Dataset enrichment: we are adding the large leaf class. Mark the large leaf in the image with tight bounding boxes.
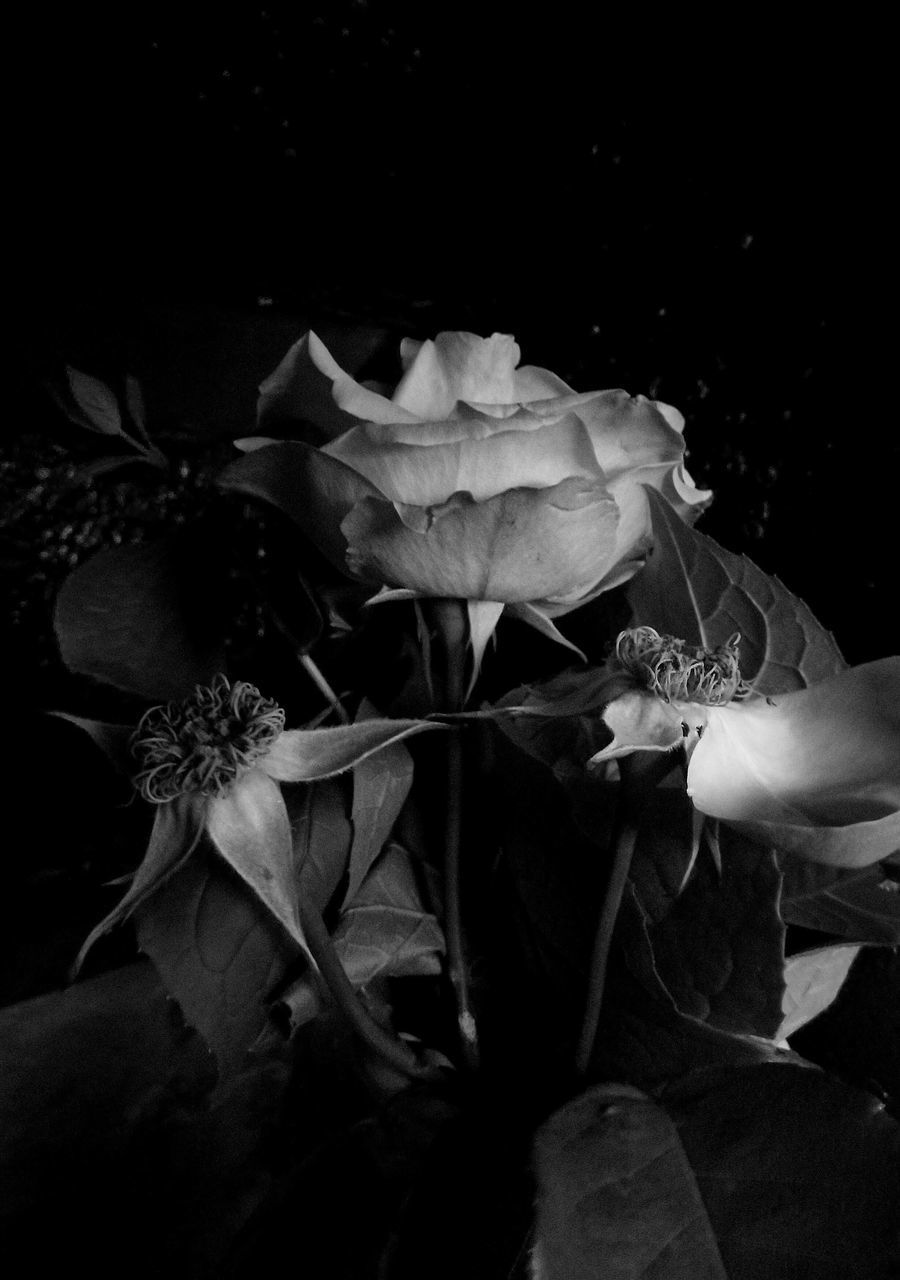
[532,1083,728,1279]
[628,488,845,695]
[591,884,788,1089]
[777,944,861,1040]
[136,849,298,1078]
[54,535,227,701]
[282,841,445,1028]
[778,856,900,943]
[0,963,213,1230]
[666,1065,900,1279]
[333,842,444,982]
[344,701,415,908]
[289,777,354,915]
[642,827,786,1039]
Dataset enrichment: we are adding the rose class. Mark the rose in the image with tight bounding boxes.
[225,330,711,659]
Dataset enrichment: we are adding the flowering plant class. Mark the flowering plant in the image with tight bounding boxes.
[9,330,899,1277]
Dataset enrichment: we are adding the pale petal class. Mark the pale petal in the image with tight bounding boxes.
[504,602,588,660]
[323,413,603,506]
[589,690,689,763]
[206,769,313,964]
[466,600,506,696]
[731,809,900,869]
[392,332,521,417]
[577,390,687,475]
[342,478,620,602]
[258,331,417,439]
[687,659,900,827]
[74,793,207,970]
[513,364,576,400]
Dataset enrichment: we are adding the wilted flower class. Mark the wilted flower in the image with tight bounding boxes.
[75,676,443,967]
[590,628,900,867]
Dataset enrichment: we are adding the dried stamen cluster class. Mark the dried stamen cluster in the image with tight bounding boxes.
[613,626,750,706]
[131,674,285,802]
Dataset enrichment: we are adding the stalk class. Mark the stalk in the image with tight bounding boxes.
[431,599,480,1072]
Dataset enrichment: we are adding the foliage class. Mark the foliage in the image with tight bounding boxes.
[5,335,899,1278]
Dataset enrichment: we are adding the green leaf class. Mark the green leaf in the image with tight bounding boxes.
[54,535,227,701]
[666,1065,900,1279]
[217,439,382,574]
[344,701,415,908]
[61,366,123,435]
[334,842,444,983]
[628,488,846,695]
[136,849,298,1078]
[0,962,214,1227]
[532,1084,728,1279]
[641,827,786,1039]
[778,944,861,1040]
[778,856,900,943]
[281,842,445,1029]
[290,778,354,915]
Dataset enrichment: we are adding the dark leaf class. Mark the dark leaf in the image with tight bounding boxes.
[136,849,298,1078]
[60,366,123,435]
[642,826,786,1039]
[289,777,354,914]
[532,1084,728,1279]
[778,856,900,944]
[344,701,415,907]
[0,962,213,1233]
[54,534,227,701]
[282,842,444,1028]
[629,488,846,694]
[778,944,861,1040]
[666,1065,900,1279]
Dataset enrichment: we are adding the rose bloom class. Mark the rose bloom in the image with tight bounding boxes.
[227,330,711,661]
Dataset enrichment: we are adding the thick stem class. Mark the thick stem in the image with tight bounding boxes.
[574,809,640,1078]
[300,898,433,1082]
[431,599,480,1072]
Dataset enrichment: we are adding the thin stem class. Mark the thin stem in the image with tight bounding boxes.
[431,599,480,1073]
[300,898,435,1082]
[575,809,640,1078]
[299,652,350,724]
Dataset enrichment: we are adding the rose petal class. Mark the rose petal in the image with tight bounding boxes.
[342,478,620,602]
[258,330,417,439]
[392,332,521,417]
[589,690,690,763]
[731,809,900,869]
[323,413,603,505]
[206,768,313,964]
[576,390,692,476]
[687,659,900,827]
[218,440,385,572]
[513,364,577,400]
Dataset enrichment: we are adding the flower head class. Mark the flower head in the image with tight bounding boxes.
[591,629,900,867]
[132,675,286,802]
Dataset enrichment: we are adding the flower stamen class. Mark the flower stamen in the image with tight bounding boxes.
[131,674,285,802]
[613,626,750,705]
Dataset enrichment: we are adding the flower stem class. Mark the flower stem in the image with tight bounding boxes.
[574,809,640,1078]
[431,599,480,1073]
[299,652,350,724]
[299,897,434,1082]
